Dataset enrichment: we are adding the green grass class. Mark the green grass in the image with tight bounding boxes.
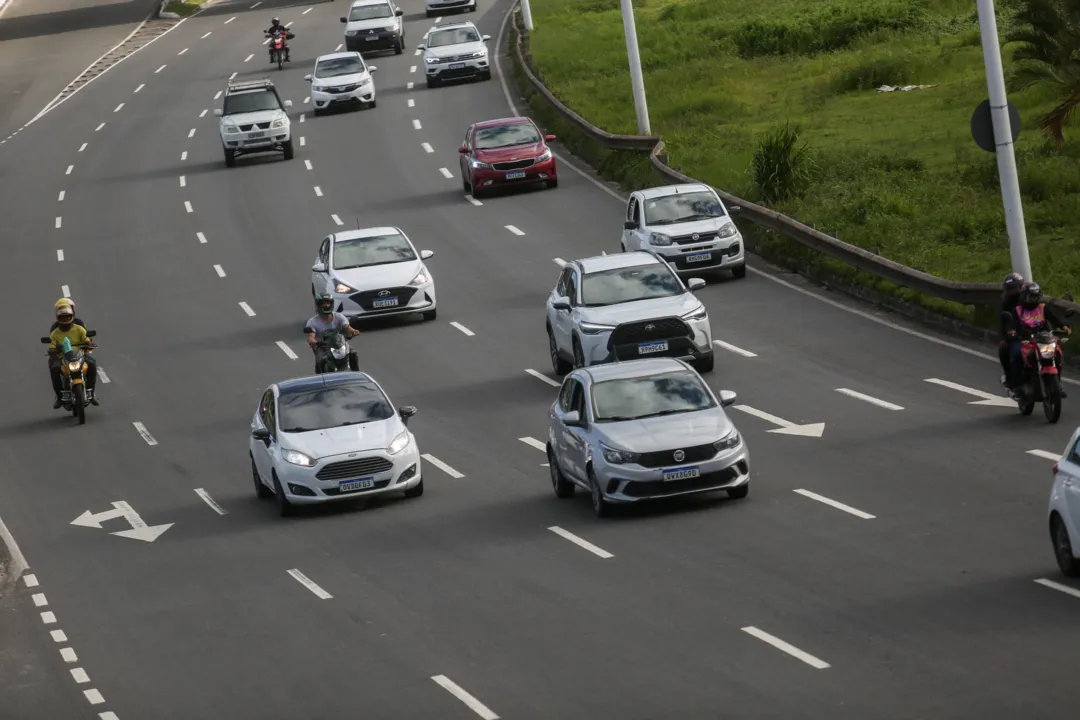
[163,0,207,17]
[525,0,1080,312]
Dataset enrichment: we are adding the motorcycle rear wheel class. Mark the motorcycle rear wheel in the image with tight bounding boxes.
[1043,375,1062,423]
[74,385,86,425]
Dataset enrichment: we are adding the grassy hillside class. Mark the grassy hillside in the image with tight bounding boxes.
[526,0,1080,303]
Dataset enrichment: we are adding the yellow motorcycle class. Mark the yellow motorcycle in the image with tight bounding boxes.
[41,332,96,425]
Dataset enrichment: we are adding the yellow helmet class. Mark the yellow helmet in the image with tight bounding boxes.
[55,297,75,312]
[55,298,75,324]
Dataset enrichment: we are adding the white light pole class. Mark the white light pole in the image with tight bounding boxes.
[519,0,533,31]
[619,0,651,135]
[976,0,1032,281]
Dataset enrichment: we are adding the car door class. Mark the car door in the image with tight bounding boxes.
[312,236,331,293]
[551,267,577,355]
[459,126,474,180]
[561,380,590,482]
[550,377,577,474]
[251,389,277,484]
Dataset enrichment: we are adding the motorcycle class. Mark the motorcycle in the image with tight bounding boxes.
[40,331,97,425]
[265,30,294,70]
[1014,327,1068,423]
[308,328,359,374]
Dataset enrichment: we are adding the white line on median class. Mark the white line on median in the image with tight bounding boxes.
[184,200,193,213]
[60,647,77,662]
[742,626,830,669]
[313,185,323,196]
[525,369,560,387]
[188,127,196,138]
[239,302,255,317]
[331,214,343,226]
[66,164,73,175]
[178,47,188,56]
[94,123,104,132]
[58,190,65,201]
[439,167,453,179]
[450,321,474,336]
[113,103,124,112]
[196,231,207,243]
[132,422,157,446]
[548,526,614,559]
[408,98,415,107]
[505,225,525,236]
[179,175,186,187]
[422,454,465,479]
[57,249,64,261]
[465,194,482,206]
[518,436,546,451]
[713,339,756,357]
[288,569,333,599]
[276,341,298,360]
[78,142,87,152]
[304,159,313,170]
[431,675,500,720]
[422,142,433,153]
[793,489,875,519]
[412,119,422,129]
[62,285,70,297]
[214,264,225,277]
[55,216,62,229]
[835,388,904,411]
[195,489,227,515]
[1027,449,1060,461]
[71,668,90,683]
[32,593,47,607]
[1034,578,1080,600]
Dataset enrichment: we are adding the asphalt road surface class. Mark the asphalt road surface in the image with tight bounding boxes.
[2,0,1080,718]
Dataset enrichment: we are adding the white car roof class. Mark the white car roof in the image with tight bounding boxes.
[639,183,713,200]
[583,357,691,382]
[316,51,363,63]
[332,227,404,242]
[575,251,661,274]
[350,0,391,6]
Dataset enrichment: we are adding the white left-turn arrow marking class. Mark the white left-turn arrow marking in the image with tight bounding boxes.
[732,405,825,437]
[70,501,173,542]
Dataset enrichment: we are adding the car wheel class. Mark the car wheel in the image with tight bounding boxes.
[404,477,424,498]
[1052,514,1080,576]
[426,76,439,89]
[282,139,295,160]
[548,326,571,376]
[547,178,558,189]
[694,354,715,373]
[369,98,377,109]
[573,338,586,369]
[395,39,403,55]
[481,70,492,81]
[731,263,747,279]
[548,447,575,499]
[588,468,611,517]
[224,149,236,167]
[252,458,273,499]
[272,474,295,517]
[727,482,749,500]
[426,9,433,17]
[422,308,437,321]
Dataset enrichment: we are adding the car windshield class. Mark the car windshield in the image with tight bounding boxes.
[643,191,725,226]
[348,4,391,20]
[279,382,395,432]
[332,233,416,269]
[316,56,365,78]
[474,123,541,149]
[591,370,716,422]
[223,89,281,115]
[428,27,479,47]
[580,265,683,307]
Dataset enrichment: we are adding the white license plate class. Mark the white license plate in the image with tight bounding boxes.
[448,62,465,69]
[663,466,700,481]
[505,171,526,180]
[638,340,669,354]
[340,477,375,492]
[686,252,712,263]
[372,298,399,308]
[248,131,266,138]
[365,35,380,41]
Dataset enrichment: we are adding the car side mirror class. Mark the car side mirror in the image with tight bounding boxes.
[482,34,491,41]
[40,337,50,344]
[213,109,222,117]
[304,74,312,82]
[340,17,347,23]
[395,8,403,15]
[252,427,271,441]
[312,261,327,273]
[284,100,293,108]
[563,410,583,427]
[545,134,556,141]
[417,43,426,50]
[688,278,706,291]
[552,297,572,311]
[458,144,469,154]
[728,205,742,215]
[623,220,637,230]
[368,66,377,73]
[420,250,434,260]
[719,390,737,408]
[85,330,97,338]
[399,406,417,424]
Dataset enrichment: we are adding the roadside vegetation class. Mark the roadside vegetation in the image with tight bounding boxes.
[162,0,207,17]
[524,0,1080,317]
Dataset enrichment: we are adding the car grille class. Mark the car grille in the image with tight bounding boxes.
[238,122,271,131]
[492,158,536,171]
[349,286,418,311]
[440,53,476,63]
[672,231,719,245]
[316,457,394,481]
[637,442,718,469]
[621,462,746,498]
[326,84,360,94]
[323,479,392,495]
[609,318,690,346]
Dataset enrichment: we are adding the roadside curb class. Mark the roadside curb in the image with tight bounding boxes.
[0,515,28,596]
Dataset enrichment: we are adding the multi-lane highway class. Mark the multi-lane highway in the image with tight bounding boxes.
[2,0,1080,717]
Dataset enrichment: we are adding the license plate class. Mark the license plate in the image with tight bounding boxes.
[505,171,526,180]
[365,35,380,41]
[686,252,712,263]
[339,477,375,492]
[372,298,399,308]
[448,62,465,69]
[248,131,266,138]
[638,340,668,355]
[663,466,700,481]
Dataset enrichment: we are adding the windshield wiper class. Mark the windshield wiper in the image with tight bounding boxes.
[632,408,693,420]
[599,415,636,421]
[338,420,373,426]
[282,426,313,432]
[675,213,722,222]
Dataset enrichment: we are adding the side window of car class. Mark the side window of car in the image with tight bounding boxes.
[631,197,641,225]
[566,271,578,306]
[570,382,585,415]
[626,196,636,223]
[558,378,576,412]
[555,268,570,297]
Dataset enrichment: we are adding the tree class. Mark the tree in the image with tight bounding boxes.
[1004,0,1080,143]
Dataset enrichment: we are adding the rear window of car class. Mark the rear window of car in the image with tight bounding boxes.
[279,383,394,432]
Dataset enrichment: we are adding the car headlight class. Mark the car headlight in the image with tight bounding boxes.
[271,118,287,129]
[68,361,82,372]
[536,149,552,162]
[601,444,640,465]
[359,76,372,86]
[408,269,429,286]
[425,56,441,64]
[713,430,740,452]
[650,232,673,246]
[578,321,615,335]
[474,48,487,57]
[333,280,356,293]
[1039,343,1057,358]
[282,449,316,467]
[470,159,493,170]
[717,223,738,239]
[223,124,240,134]
[387,430,411,455]
[346,30,360,36]
[681,305,708,321]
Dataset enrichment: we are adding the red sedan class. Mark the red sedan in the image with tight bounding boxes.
[458,117,558,198]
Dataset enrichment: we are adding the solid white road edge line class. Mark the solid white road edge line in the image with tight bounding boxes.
[422,454,465,479]
[287,569,333,599]
[835,388,904,411]
[518,436,546,451]
[450,321,475,336]
[194,489,227,515]
[276,341,298,360]
[1027,449,1060,461]
[548,526,614,559]
[132,422,158,446]
[741,626,830,669]
[525,369,560,387]
[1034,578,1080,600]
[431,675,500,720]
[505,224,525,236]
[239,302,256,316]
[712,339,756,358]
[793,489,875,519]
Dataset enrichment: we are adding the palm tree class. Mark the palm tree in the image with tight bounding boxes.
[1004,0,1080,143]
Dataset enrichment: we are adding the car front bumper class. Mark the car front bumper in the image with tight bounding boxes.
[594,443,750,503]
[470,156,556,190]
[276,443,422,505]
[345,31,401,52]
[332,281,436,320]
[579,316,713,366]
[222,130,290,153]
[312,85,375,110]
[426,58,489,81]
[650,233,745,273]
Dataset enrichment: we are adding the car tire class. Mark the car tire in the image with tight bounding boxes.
[731,263,747,279]
[1052,514,1080,576]
[588,468,611,518]
[252,458,273,499]
[426,9,433,17]
[694,354,715,373]
[481,70,492,81]
[404,477,424,498]
[547,178,558,189]
[272,474,295,517]
[426,76,439,89]
[422,308,437,321]
[395,39,403,55]
[224,149,236,167]
[282,139,295,160]
[727,482,749,499]
[549,447,575,499]
[369,98,377,109]
[572,337,586,369]
[548,326,571,376]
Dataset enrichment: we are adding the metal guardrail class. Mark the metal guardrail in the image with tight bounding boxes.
[509,9,1080,317]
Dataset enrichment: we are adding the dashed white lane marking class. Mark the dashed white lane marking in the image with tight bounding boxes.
[195,488,227,515]
[51,629,66,641]
[410,65,417,73]
[199,109,207,118]
[288,569,333,599]
[155,64,167,73]
[412,119,422,129]
[60,648,77,662]
[23,574,39,588]
[505,225,525,236]
[32,593,47,607]
[431,675,499,720]
[302,7,312,14]
[62,285,70,297]
[300,136,306,146]
[304,159,313,170]
[300,113,305,123]
[135,82,146,92]
[313,185,323,196]
[450,321,474,336]
[94,123,104,132]
[188,127,196,138]
[65,165,73,175]
[434,15,443,23]
[214,90,222,100]
[835,388,904,411]
[239,301,256,317]
[414,48,421,56]
[793,489,875,519]
[99,711,119,720]
[525,369,560,387]
[71,668,90,684]
[178,47,188,56]
[285,21,294,27]
[41,611,57,624]
[197,231,207,243]
[422,142,433,153]
[1028,449,1060,461]
[518,436,546,451]
[132,422,158,446]
[335,43,343,52]
[331,214,343,226]
[548,526,614,559]
[84,689,105,705]
[213,264,226,277]
[741,626,830,669]
[244,53,254,62]
[57,249,64,262]
[408,98,415,107]
[113,103,123,112]
[201,31,212,39]
[179,175,186,187]
[712,339,756,358]
[229,71,237,80]
[407,81,414,89]
[303,96,310,104]
[422,454,465,479]
[1035,578,1080,600]
[97,369,110,384]
[276,341,298,360]
[55,216,62,229]
[184,200,193,213]
[439,167,453,179]
[225,16,236,23]
[58,190,65,201]
[181,150,188,161]
[78,142,87,152]
[465,194,482,206]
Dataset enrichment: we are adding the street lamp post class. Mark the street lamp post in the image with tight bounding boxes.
[519,0,533,31]
[619,0,651,135]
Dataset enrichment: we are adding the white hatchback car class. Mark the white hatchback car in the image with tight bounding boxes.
[311,227,437,322]
[250,373,422,516]
[305,52,377,114]
[1047,427,1080,576]
[419,21,491,88]
[621,183,746,279]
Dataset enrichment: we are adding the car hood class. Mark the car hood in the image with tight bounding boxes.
[598,409,733,454]
[647,216,738,238]
[283,418,403,458]
[222,109,285,126]
[312,71,370,89]
[345,18,398,33]
[425,42,484,59]
[331,259,423,290]
[577,293,702,326]
[475,142,546,163]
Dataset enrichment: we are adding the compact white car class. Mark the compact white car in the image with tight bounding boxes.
[305,52,378,114]
[341,0,405,55]
[250,373,423,516]
[621,183,746,279]
[419,21,491,88]
[214,79,293,167]
[311,227,437,322]
[425,0,476,17]
[546,251,715,374]
[1048,427,1080,576]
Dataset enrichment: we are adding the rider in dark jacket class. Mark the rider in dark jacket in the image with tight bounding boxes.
[1005,282,1070,396]
[998,272,1025,387]
[266,18,292,62]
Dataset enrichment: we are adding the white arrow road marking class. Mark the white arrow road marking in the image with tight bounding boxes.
[835,388,904,411]
[431,675,500,720]
[1035,578,1080,600]
[741,626,830,669]
[793,489,875,519]
[525,369,560,387]
[732,405,825,437]
[71,506,126,528]
[422,454,464,478]
[71,501,172,541]
[713,339,756,358]
[518,436,546,451]
[924,378,1014,407]
[548,526,614,559]
[1027,449,1060,461]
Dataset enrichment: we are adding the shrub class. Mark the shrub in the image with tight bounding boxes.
[751,122,815,204]
[833,54,923,92]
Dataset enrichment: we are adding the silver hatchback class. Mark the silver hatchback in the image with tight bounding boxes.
[546,357,750,517]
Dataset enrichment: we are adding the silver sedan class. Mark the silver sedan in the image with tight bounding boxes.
[546,357,749,517]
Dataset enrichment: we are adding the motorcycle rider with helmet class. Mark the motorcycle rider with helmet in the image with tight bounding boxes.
[998,272,1025,389]
[50,297,86,332]
[304,289,359,373]
[1005,282,1070,398]
[48,301,99,408]
[265,17,293,62]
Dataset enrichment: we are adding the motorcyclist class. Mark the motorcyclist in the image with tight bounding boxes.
[50,297,86,332]
[304,290,359,373]
[266,18,292,63]
[1006,282,1070,397]
[998,272,1025,389]
[48,302,99,408]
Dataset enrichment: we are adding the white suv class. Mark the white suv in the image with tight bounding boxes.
[621,183,746,279]
[546,252,715,374]
[340,0,405,55]
[1048,427,1080,576]
[419,21,491,88]
[214,79,293,168]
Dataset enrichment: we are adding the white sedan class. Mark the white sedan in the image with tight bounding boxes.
[311,226,437,322]
[305,51,378,114]
[1048,427,1080,576]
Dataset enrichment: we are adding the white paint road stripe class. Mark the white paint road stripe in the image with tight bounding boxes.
[155,64,166,73]
[422,454,464,479]
[465,194,482,206]
[84,689,105,705]
[331,214,343,226]
[201,31,212,39]
[408,98,415,107]
[62,285,70,297]
[300,136,306,146]
[50,630,67,642]
[97,368,110,384]
[303,7,312,14]
[335,43,343,52]
[244,53,254,62]
[60,648,77,662]
[184,200,193,213]
[58,190,65,201]
[276,341,298,359]
[742,626,830,669]
[313,185,323,196]
[450,321,474,336]
[548,526,614,559]
[304,159,313,170]
[24,574,39,588]
[422,142,433,153]
[196,231,207,243]
[712,339,756,358]
[134,83,145,92]
[239,302,255,316]
[178,47,188,56]
[299,113,305,122]
[303,96,309,104]
[793,489,875,519]
[835,388,904,411]
[199,109,207,117]
[214,264,225,277]
[55,216,62,229]
[181,150,188,161]
[132,422,157,446]
[431,675,500,720]
[439,167,453,179]
[412,119,422,129]
[188,127,196,138]
[525,369,560,387]
[99,712,119,720]
[179,175,186,187]
[505,225,525,236]
[214,90,222,100]
[41,611,57,624]
[553,257,566,267]
[1028,449,1060,461]
[407,81,414,89]
[71,668,90,684]
[195,488,227,515]
[1035,578,1080,600]
[924,377,1014,407]
[288,569,333,599]
[32,593,47,607]
[66,164,73,175]
[225,16,236,23]
[57,250,64,261]
[415,48,421,56]
[94,123,104,132]
[78,142,87,152]
[113,103,124,112]
[410,65,417,73]
[518,436,546,451]
[229,71,237,80]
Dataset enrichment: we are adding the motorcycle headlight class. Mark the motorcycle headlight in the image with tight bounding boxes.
[578,321,615,335]
[223,124,240,134]
[270,118,287,129]
[650,232,673,246]
[1039,343,1056,358]
[282,449,316,467]
[601,444,640,465]
[331,345,348,360]
[334,280,356,293]
[681,305,708,321]
[387,430,410,455]
[68,361,82,372]
[713,430,740,452]
[408,269,429,286]
[717,223,738,238]
[470,159,493,170]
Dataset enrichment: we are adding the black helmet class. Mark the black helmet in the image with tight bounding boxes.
[1002,272,1025,294]
[315,291,334,315]
[271,16,280,24]
[1022,282,1042,307]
